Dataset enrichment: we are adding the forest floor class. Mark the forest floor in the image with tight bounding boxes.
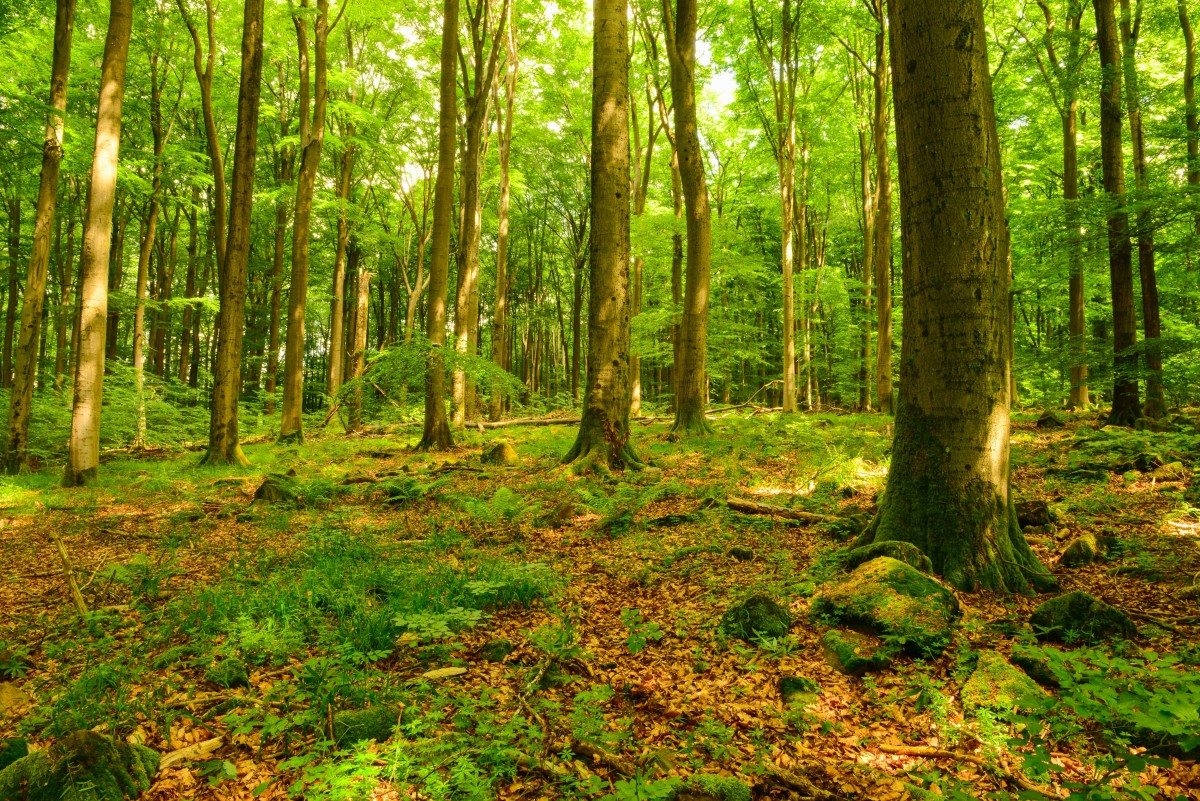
[1,410,1199,801]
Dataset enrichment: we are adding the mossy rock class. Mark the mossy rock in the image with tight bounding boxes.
[672,773,752,801]
[1036,410,1065,429]
[725,546,755,562]
[0,730,158,801]
[1010,650,1059,687]
[961,651,1048,712]
[481,442,521,466]
[777,675,819,704]
[719,595,791,644]
[204,656,249,688]
[811,557,959,658]
[254,474,298,503]
[1030,591,1137,644]
[332,706,402,746]
[1058,533,1102,567]
[0,740,26,772]
[1015,500,1053,529]
[479,639,515,662]
[1152,461,1187,482]
[843,541,933,574]
[821,630,894,676]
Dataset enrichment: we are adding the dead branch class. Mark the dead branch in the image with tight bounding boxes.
[874,744,1047,794]
[51,533,88,615]
[760,762,838,800]
[726,497,831,524]
[157,736,224,772]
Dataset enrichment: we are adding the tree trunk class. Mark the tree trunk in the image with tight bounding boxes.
[4,200,20,389]
[867,0,1052,594]
[491,26,517,421]
[5,0,75,471]
[179,189,197,384]
[64,0,132,487]
[348,268,370,431]
[327,43,357,401]
[203,0,265,465]
[1094,0,1140,427]
[419,0,458,450]
[563,0,640,472]
[872,9,893,415]
[665,0,712,434]
[1182,1,1199,236]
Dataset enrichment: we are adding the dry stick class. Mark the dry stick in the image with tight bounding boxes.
[760,762,839,800]
[569,740,639,778]
[726,496,832,524]
[874,744,1047,795]
[157,736,224,773]
[51,533,89,615]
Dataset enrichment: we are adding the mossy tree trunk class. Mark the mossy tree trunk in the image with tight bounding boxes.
[868,0,1053,594]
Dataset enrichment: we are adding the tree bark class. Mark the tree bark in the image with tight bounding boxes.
[3,0,75,471]
[871,5,893,415]
[491,24,518,421]
[867,0,1053,594]
[327,31,358,401]
[1182,1,1199,237]
[203,0,265,465]
[348,268,370,431]
[64,0,132,487]
[3,200,20,390]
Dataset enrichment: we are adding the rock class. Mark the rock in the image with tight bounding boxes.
[1015,500,1053,529]
[1030,591,1137,644]
[811,557,960,658]
[843,541,933,574]
[0,683,31,714]
[961,651,1048,711]
[1058,533,1101,567]
[821,630,894,676]
[719,595,791,644]
[777,675,819,704]
[672,773,752,801]
[1036,410,1065,429]
[1010,650,1059,687]
[254,474,298,503]
[0,739,27,772]
[479,639,514,662]
[1152,461,1187,482]
[0,730,158,801]
[332,706,401,746]
[481,442,521,467]
[539,501,578,528]
[725,546,755,562]
[204,657,249,688]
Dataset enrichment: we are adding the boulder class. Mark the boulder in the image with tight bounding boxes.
[961,651,1047,712]
[811,557,959,658]
[725,546,755,562]
[843,541,933,574]
[254,474,298,503]
[0,730,158,801]
[0,739,26,772]
[1030,591,1136,644]
[1058,533,1101,567]
[204,657,249,689]
[481,442,521,467]
[719,595,791,644]
[333,706,401,746]
[1151,461,1187,482]
[821,630,894,676]
[672,774,751,801]
[1015,500,1053,529]
[1036,410,1065,429]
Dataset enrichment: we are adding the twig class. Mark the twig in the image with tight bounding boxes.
[157,736,224,772]
[51,533,89,615]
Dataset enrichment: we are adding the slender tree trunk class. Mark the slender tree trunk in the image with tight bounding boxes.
[1182,1,1199,236]
[179,190,197,384]
[64,0,132,487]
[419,0,458,450]
[1095,0,1140,426]
[1064,103,1089,407]
[491,28,517,421]
[348,268,370,431]
[204,0,265,465]
[857,128,874,413]
[53,187,77,394]
[867,0,1052,594]
[4,201,20,389]
[872,11,894,415]
[327,72,356,400]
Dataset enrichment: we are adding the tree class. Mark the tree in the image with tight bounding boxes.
[562,0,642,471]
[63,0,134,487]
[863,0,1053,593]
[203,0,266,465]
[4,0,75,473]
[869,0,893,416]
[663,0,713,434]
[491,21,518,421]
[418,0,459,451]
[1183,0,1198,237]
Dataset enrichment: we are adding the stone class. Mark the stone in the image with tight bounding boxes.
[719,595,791,644]
[0,739,27,772]
[481,442,521,467]
[1015,500,1053,529]
[1036,410,1065,429]
[0,730,158,801]
[254,474,298,503]
[1152,461,1187,482]
[822,630,894,676]
[540,501,578,528]
[332,706,400,746]
[204,657,249,689]
[1010,650,1059,687]
[672,773,752,801]
[777,675,819,704]
[725,546,755,562]
[1030,591,1137,644]
[479,639,515,662]
[843,541,933,574]
[961,651,1048,711]
[0,683,31,715]
[1058,533,1102,567]
[811,557,960,658]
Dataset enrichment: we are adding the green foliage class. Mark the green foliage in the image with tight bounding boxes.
[620,608,665,654]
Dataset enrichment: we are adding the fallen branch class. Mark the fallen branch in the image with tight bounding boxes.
[570,740,638,778]
[760,762,838,800]
[51,533,89,615]
[874,744,1047,795]
[158,736,224,773]
[478,416,581,430]
[726,497,831,524]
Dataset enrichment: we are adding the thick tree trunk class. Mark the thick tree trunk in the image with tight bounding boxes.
[419,0,458,450]
[203,0,265,466]
[1095,0,1140,427]
[563,0,640,472]
[4,0,75,469]
[64,0,132,487]
[868,0,1053,594]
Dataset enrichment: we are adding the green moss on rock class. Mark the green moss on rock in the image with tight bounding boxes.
[1058,533,1101,567]
[961,651,1047,712]
[672,773,752,801]
[205,657,249,688]
[777,675,820,704]
[0,740,26,772]
[481,442,521,466]
[0,730,158,801]
[333,706,402,746]
[821,630,894,676]
[811,557,959,658]
[843,541,933,574]
[719,595,791,644]
[1030,591,1137,644]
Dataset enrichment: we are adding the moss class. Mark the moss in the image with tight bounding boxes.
[811,557,959,658]
[672,773,751,801]
[479,639,515,662]
[777,675,819,704]
[1057,533,1101,567]
[481,442,521,466]
[332,706,401,746]
[719,595,791,644]
[0,730,158,801]
[0,739,26,772]
[821,630,894,676]
[961,651,1047,712]
[1030,591,1137,644]
[725,546,755,562]
[843,541,933,574]
[204,656,249,688]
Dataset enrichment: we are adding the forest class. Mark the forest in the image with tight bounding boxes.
[0,0,1199,798]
